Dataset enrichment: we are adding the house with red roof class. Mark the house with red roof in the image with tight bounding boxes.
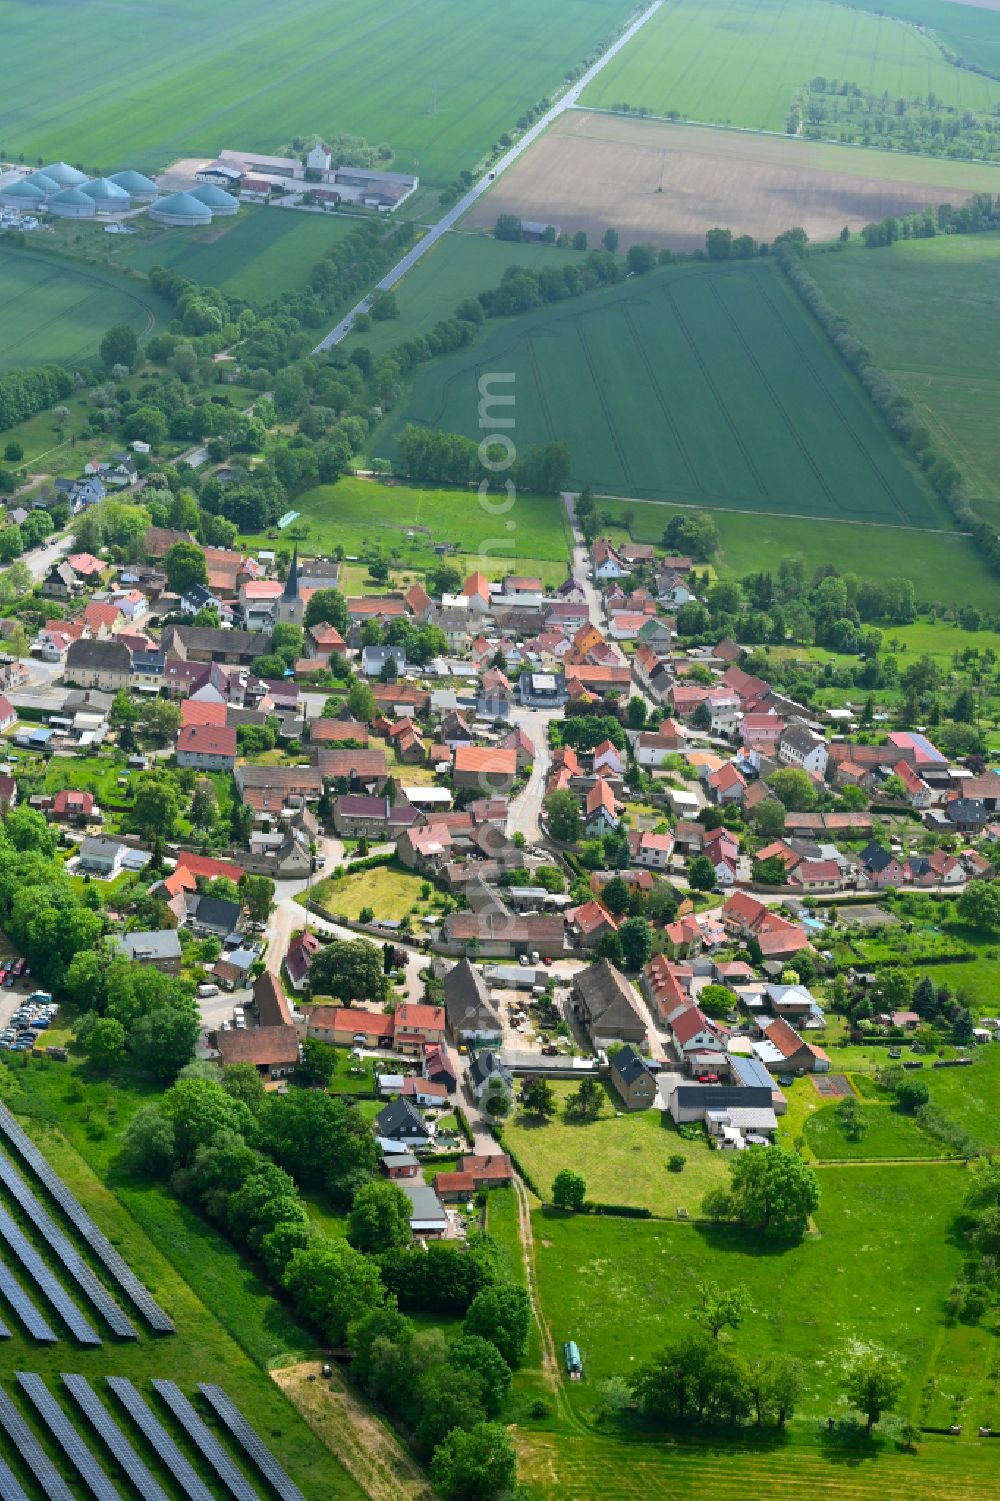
[628,830,674,871]
[568,899,618,947]
[67,553,105,578]
[0,694,15,734]
[394,1002,446,1054]
[82,600,123,637]
[593,739,624,776]
[305,1007,395,1048]
[435,1153,513,1201]
[180,699,228,729]
[585,777,620,834]
[758,1018,830,1074]
[708,761,746,805]
[176,851,245,885]
[461,572,491,611]
[285,929,321,990]
[176,722,237,771]
[51,788,97,825]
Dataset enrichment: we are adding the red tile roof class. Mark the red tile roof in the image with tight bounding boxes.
[178,723,237,758]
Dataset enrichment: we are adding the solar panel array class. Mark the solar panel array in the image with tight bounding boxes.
[0,1102,174,1333]
[0,1149,137,1339]
[0,1205,100,1345]
[0,1451,28,1501]
[0,1258,57,1342]
[16,1372,122,1501]
[198,1385,307,1501]
[0,1384,74,1501]
[153,1380,261,1501]
[63,1375,171,1501]
[106,1378,215,1501]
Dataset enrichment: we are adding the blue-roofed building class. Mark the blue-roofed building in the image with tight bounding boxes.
[14,726,54,752]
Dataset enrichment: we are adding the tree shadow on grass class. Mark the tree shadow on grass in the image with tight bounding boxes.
[815,1417,892,1467]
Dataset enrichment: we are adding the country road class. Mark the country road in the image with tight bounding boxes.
[312,0,663,351]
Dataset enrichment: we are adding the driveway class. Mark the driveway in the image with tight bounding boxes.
[506,705,557,844]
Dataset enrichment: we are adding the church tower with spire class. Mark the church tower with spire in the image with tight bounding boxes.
[276,545,305,627]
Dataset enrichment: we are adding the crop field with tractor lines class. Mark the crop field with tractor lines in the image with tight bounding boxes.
[382,257,941,523]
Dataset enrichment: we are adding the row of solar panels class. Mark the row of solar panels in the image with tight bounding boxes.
[0,1102,173,1333]
[0,1374,306,1501]
[0,1146,137,1338]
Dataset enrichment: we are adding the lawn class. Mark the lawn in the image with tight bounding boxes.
[102,205,359,304]
[824,1041,1000,1153]
[596,499,1000,608]
[530,1163,971,1422]
[804,1099,948,1160]
[378,258,943,525]
[0,244,172,372]
[503,1080,728,1215]
[810,234,1000,521]
[0,0,636,185]
[581,0,1000,132]
[240,474,573,584]
[312,864,432,924]
[0,1057,362,1498]
[341,232,584,356]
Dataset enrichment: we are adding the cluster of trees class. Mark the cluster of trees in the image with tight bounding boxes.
[789,78,1000,163]
[861,194,1000,247]
[702,1146,820,1242]
[631,1330,802,1430]
[0,362,74,434]
[949,1159,1000,1322]
[777,241,1000,577]
[124,1067,521,1498]
[397,424,571,493]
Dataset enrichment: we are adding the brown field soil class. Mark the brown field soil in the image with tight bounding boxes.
[466,112,1000,250]
[272,1360,432,1501]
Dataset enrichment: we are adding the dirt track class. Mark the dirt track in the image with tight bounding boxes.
[465,111,1000,249]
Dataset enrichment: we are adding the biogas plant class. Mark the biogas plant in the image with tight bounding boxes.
[0,160,238,225]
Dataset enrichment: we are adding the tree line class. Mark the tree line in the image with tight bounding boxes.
[397,424,571,493]
[123,1068,523,1499]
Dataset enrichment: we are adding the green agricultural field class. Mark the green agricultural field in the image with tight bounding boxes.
[342,232,583,355]
[381,258,942,525]
[531,1164,975,1424]
[0,1062,362,1498]
[850,0,1000,80]
[503,1080,728,1215]
[804,1099,948,1159]
[581,0,1000,132]
[0,246,171,372]
[241,475,572,583]
[0,0,635,185]
[597,498,1000,607]
[101,205,358,304]
[810,234,1000,521]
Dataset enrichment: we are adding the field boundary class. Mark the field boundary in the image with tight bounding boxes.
[572,104,1000,174]
[592,489,961,532]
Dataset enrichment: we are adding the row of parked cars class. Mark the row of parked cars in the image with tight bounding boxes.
[0,956,29,989]
[1,991,57,1051]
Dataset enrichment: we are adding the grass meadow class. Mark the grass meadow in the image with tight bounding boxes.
[581,0,1000,131]
[530,1165,971,1419]
[382,258,941,523]
[0,246,171,371]
[103,205,359,304]
[503,1079,728,1215]
[0,1058,362,1498]
[240,475,573,583]
[312,863,430,923]
[596,499,1000,607]
[0,0,635,184]
[803,1099,948,1160]
[810,234,1000,521]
